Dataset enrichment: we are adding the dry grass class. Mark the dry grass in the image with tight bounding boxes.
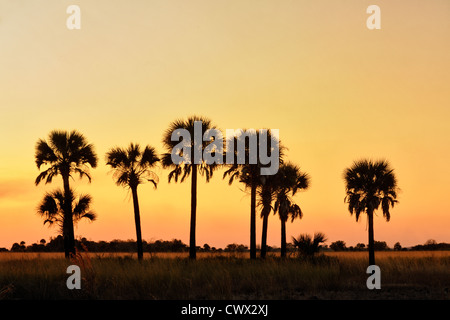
[0,251,448,300]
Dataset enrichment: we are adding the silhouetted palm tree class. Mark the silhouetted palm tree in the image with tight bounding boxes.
[38,188,96,234]
[105,143,160,261]
[224,129,282,259]
[343,159,398,265]
[162,115,220,259]
[256,131,284,259]
[35,130,98,258]
[273,163,310,258]
[292,232,327,257]
[257,175,276,259]
[223,130,263,260]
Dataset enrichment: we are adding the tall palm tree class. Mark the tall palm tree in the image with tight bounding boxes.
[256,131,284,259]
[223,129,282,259]
[343,159,399,265]
[35,130,98,258]
[162,115,220,259]
[257,175,276,259]
[38,188,96,234]
[105,143,160,261]
[273,163,310,258]
[223,131,262,260]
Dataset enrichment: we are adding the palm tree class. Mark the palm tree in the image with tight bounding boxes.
[292,232,327,257]
[257,175,277,259]
[255,131,284,259]
[38,188,96,235]
[105,143,160,261]
[35,130,98,258]
[343,159,399,265]
[273,163,310,258]
[223,131,263,260]
[161,115,220,259]
[223,129,282,259]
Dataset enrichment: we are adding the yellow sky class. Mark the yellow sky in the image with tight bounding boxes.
[0,1,449,249]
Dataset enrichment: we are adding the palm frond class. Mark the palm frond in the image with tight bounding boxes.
[344,159,399,222]
[35,130,98,187]
[106,143,160,189]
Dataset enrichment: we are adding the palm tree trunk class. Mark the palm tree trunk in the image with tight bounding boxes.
[190,164,197,259]
[131,186,143,261]
[62,174,75,259]
[250,180,257,259]
[280,219,287,258]
[367,208,375,265]
[260,209,269,259]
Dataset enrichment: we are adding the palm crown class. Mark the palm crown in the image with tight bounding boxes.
[344,159,398,222]
[273,162,310,223]
[161,115,220,182]
[35,130,98,186]
[38,189,96,233]
[106,143,159,190]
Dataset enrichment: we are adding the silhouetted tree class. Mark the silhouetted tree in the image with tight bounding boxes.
[161,115,220,259]
[344,159,399,265]
[292,232,327,257]
[37,188,96,239]
[273,163,310,258]
[252,131,283,259]
[106,143,160,261]
[35,130,98,258]
[330,240,347,251]
[11,243,22,252]
[374,241,389,251]
[222,130,271,259]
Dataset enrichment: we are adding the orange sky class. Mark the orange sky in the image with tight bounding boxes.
[0,1,449,249]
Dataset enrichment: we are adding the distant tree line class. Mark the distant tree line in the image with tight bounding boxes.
[2,237,448,253]
[410,239,450,251]
[1,237,265,253]
[325,239,450,251]
[3,237,188,253]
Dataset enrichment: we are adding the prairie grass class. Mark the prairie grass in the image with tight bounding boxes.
[0,251,448,300]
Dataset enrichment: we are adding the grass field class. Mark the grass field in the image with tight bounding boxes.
[0,251,449,300]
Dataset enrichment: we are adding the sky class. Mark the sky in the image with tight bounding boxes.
[0,0,449,250]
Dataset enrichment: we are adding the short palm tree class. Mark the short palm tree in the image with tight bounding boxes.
[343,159,399,265]
[35,130,98,258]
[105,143,160,261]
[292,232,327,257]
[161,115,220,259]
[273,163,310,258]
[38,188,96,234]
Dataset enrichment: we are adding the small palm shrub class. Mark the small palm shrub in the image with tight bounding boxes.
[292,232,327,257]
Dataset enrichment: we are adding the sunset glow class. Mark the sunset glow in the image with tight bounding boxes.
[1,0,449,250]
